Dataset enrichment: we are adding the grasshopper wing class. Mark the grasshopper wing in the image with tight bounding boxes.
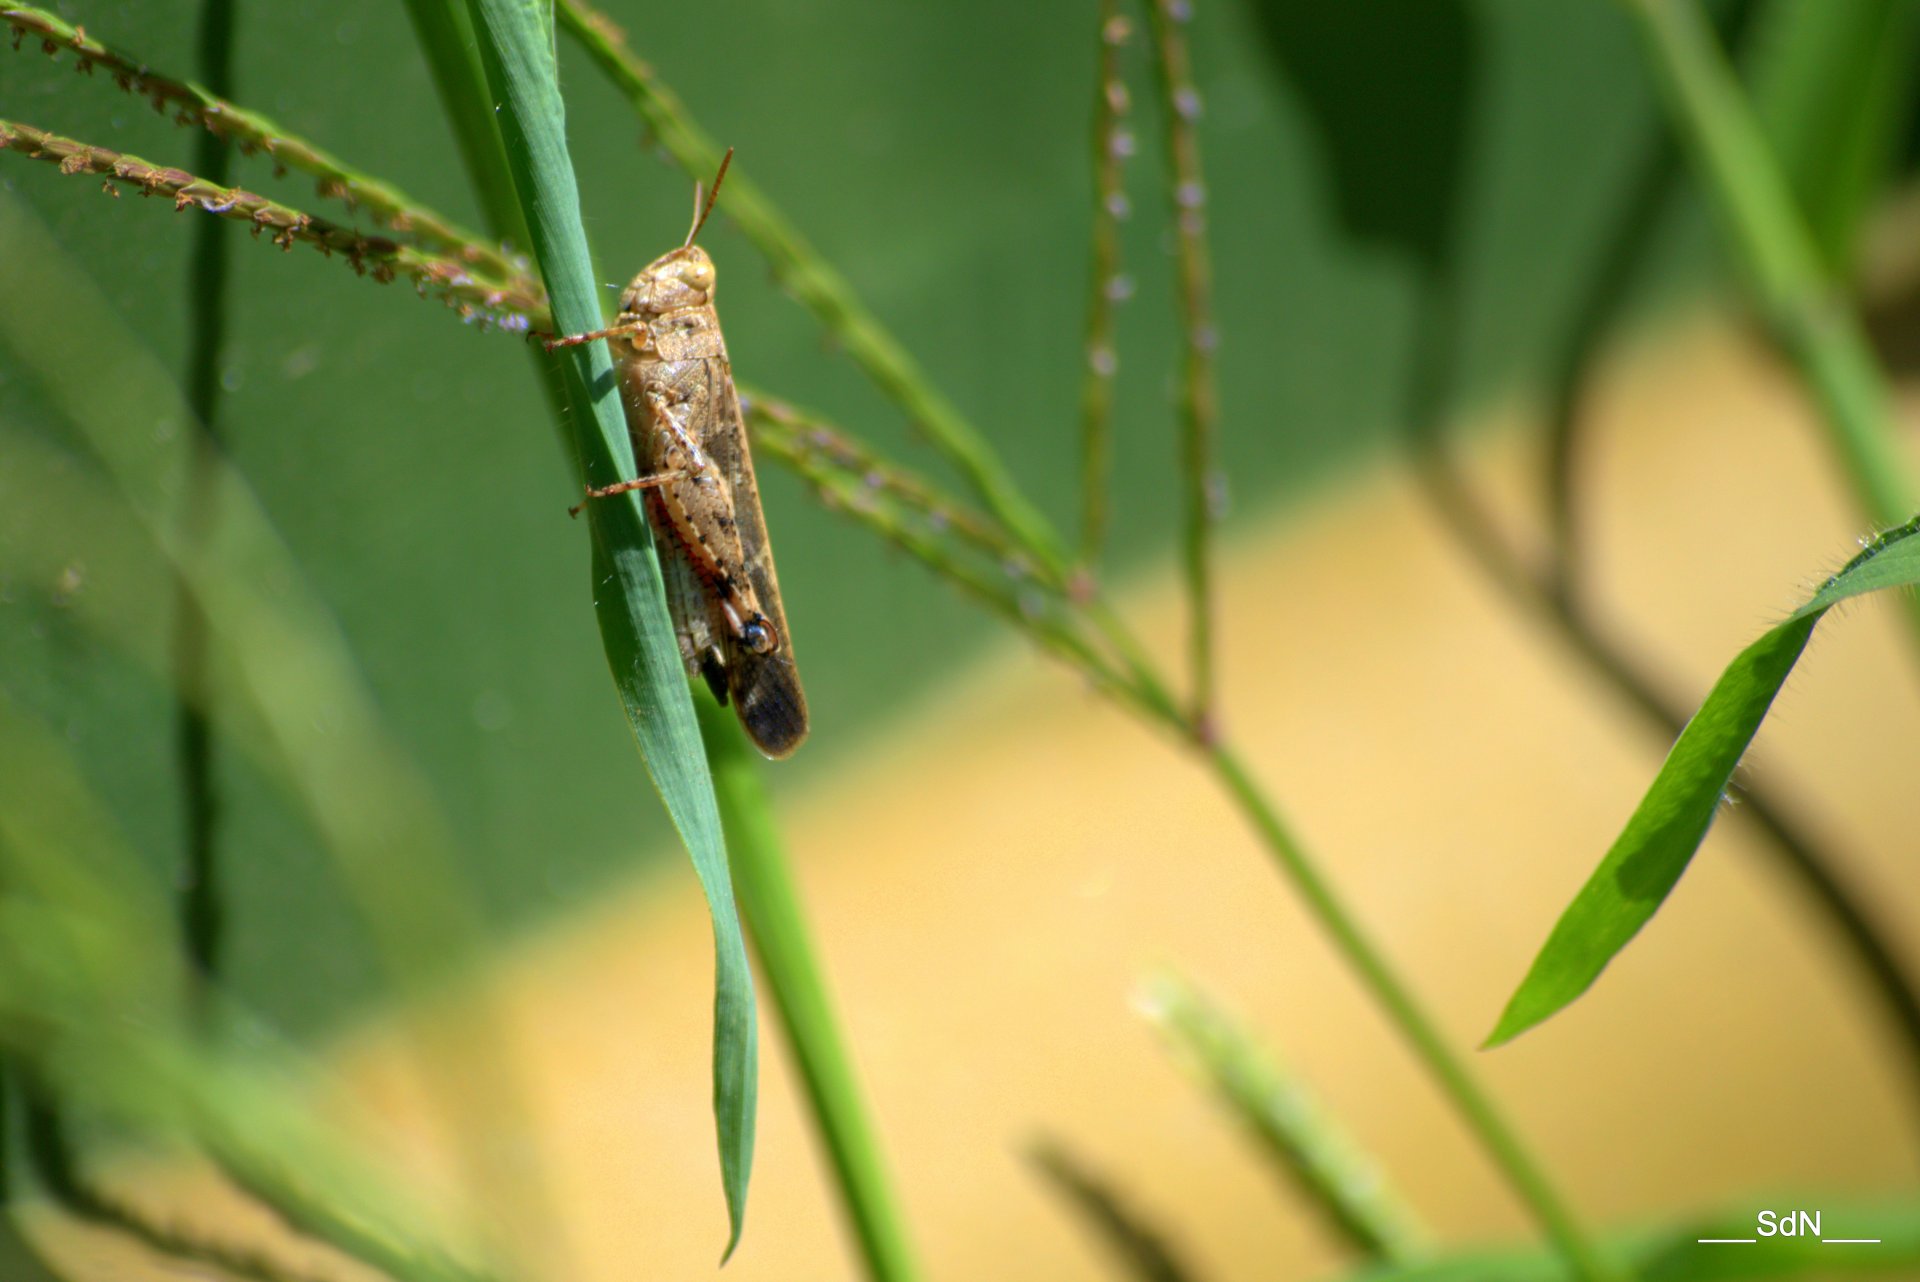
[710,367,807,757]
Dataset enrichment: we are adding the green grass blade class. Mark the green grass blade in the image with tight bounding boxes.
[396,0,530,247]
[457,0,757,1253]
[1488,514,1920,1047]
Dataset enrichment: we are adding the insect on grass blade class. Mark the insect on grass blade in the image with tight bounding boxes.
[550,150,808,758]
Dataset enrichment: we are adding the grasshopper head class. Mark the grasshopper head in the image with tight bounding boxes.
[620,151,732,319]
[621,245,716,316]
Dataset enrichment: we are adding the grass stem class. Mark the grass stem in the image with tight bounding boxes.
[173,0,236,1009]
[1143,0,1221,733]
[0,118,542,326]
[1,3,529,288]
[1619,0,1920,641]
[700,698,922,1282]
[1206,741,1627,1282]
[1078,0,1133,566]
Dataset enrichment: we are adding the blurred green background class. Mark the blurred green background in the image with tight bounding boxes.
[0,0,1841,1039]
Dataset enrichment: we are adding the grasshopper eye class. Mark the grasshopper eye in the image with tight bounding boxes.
[679,258,715,292]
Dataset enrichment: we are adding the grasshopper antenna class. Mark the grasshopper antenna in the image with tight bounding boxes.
[683,147,734,249]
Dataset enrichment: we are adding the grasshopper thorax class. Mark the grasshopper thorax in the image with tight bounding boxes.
[620,245,716,317]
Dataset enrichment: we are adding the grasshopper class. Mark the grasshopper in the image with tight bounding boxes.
[549,151,807,758]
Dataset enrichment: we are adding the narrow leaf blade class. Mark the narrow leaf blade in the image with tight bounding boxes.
[458,0,757,1252]
[1487,516,1920,1047]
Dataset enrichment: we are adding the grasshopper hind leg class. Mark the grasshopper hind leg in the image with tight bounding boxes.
[657,516,730,705]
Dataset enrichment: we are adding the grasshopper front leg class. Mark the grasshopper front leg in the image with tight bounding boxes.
[539,321,646,352]
[567,468,692,518]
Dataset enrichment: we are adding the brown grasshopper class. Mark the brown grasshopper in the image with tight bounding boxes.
[548,151,807,758]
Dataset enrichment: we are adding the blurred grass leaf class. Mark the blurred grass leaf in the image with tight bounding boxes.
[0,188,548,1270]
[0,701,498,1282]
[456,0,757,1253]
[1140,974,1426,1264]
[0,1221,63,1282]
[1747,0,1919,277]
[1488,514,1920,1047]
[1028,1137,1201,1282]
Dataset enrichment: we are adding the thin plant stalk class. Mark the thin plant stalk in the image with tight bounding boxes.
[748,396,1171,727]
[699,697,922,1282]
[0,3,528,288]
[1617,0,1920,637]
[1206,742,1626,1282]
[1079,0,1133,566]
[174,0,236,1005]
[1143,0,1221,734]
[0,119,542,325]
